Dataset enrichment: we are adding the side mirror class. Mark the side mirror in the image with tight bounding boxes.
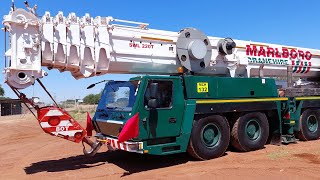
[149,83,158,99]
[87,84,95,89]
[148,99,158,108]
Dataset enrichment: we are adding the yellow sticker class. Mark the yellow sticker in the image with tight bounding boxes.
[197,82,208,93]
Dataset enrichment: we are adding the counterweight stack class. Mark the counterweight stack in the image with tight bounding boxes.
[3,8,320,89]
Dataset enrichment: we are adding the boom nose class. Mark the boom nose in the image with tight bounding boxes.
[3,8,43,89]
[5,70,33,89]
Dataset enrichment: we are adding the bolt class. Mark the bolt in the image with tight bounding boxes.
[185,32,190,38]
[181,55,187,61]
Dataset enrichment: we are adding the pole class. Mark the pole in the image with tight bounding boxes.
[4,27,7,68]
[287,65,293,88]
[11,0,15,11]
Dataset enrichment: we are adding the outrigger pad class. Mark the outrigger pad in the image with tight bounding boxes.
[37,106,87,143]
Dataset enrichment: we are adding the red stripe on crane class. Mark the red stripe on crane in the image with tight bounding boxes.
[295,62,303,73]
[117,141,121,150]
[111,140,115,148]
[305,62,312,73]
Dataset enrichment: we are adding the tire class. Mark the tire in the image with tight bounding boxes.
[231,112,269,152]
[187,115,230,160]
[295,109,320,141]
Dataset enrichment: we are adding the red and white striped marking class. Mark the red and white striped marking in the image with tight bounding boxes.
[37,106,87,143]
[40,120,72,128]
[104,137,143,153]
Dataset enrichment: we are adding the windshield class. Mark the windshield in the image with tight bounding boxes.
[104,80,139,111]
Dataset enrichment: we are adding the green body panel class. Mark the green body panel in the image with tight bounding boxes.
[281,98,295,135]
[292,100,303,132]
[143,99,197,155]
[135,76,185,140]
[275,101,283,134]
[184,76,278,99]
[178,99,197,151]
[280,98,303,135]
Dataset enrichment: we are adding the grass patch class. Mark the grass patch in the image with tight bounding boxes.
[68,109,95,121]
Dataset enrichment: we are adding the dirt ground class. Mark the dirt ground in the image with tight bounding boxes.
[1,114,320,180]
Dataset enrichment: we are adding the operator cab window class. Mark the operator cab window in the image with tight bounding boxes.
[144,80,173,108]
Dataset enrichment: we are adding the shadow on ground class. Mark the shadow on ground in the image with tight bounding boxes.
[24,151,194,177]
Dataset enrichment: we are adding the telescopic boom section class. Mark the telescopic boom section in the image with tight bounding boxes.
[3,8,320,89]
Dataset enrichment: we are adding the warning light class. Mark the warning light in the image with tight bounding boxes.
[48,116,61,126]
[74,132,83,139]
[284,112,290,119]
[177,67,184,74]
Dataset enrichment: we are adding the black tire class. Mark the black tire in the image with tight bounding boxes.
[231,112,269,152]
[187,115,230,160]
[295,109,320,141]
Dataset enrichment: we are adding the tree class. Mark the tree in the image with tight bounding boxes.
[0,85,4,96]
[83,93,101,104]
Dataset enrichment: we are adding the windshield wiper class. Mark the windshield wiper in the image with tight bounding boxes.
[107,82,116,92]
[87,80,116,92]
[87,80,108,89]
[106,106,116,109]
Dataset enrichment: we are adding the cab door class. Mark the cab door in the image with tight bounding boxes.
[141,78,185,139]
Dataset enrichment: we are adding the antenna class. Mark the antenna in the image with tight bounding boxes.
[24,1,38,15]
[24,1,29,8]
[11,0,15,11]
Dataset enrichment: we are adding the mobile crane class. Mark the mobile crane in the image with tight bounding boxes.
[3,2,320,160]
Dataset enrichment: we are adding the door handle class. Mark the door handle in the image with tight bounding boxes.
[142,118,147,125]
[169,118,176,123]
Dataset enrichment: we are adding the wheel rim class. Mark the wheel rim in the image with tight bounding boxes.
[245,119,261,140]
[307,115,318,133]
[200,123,221,148]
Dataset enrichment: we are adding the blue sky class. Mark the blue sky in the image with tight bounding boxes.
[0,0,320,103]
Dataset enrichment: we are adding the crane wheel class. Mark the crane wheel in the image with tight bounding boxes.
[187,115,230,160]
[295,109,320,141]
[231,112,269,152]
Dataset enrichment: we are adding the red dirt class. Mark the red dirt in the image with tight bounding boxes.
[1,115,320,180]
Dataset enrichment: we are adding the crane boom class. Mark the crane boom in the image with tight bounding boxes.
[3,8,320,89]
